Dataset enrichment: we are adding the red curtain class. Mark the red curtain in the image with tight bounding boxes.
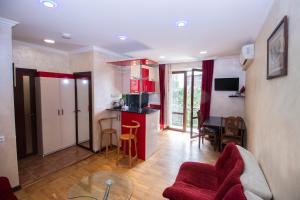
[200,60,214,121]
[159,64,165,129]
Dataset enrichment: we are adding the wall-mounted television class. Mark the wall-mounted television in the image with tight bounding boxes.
[214,78,239,91]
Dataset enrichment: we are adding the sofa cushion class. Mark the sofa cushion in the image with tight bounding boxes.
[215,143,244,185]
[223,184,247,200]
[163,182,216,200]
[215,159,244,200]
[237,145,273,200]
[244,190,263,200]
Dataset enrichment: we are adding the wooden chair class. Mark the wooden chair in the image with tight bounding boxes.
[220,116,244,151]
[197,110,218,151]
[117,120,140,168]
[99,117,118,158]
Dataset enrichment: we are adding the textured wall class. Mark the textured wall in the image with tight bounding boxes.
[12,41,71,73]
[69,51,93,72]
[92,51,122,151]
[0,21,19,187]
[210,56,245,118]
[245,0,300,199]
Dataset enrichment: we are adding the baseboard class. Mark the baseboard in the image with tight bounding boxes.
[12,185,21,192]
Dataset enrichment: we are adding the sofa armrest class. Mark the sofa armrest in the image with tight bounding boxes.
[175,162,218,191]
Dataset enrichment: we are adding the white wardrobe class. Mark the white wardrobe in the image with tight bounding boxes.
[36,73,76,156]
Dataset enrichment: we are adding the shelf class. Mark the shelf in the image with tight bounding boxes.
[229,95,245,98]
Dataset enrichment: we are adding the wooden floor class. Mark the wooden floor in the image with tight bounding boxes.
[15,130,219,200]
[18,145,94,186]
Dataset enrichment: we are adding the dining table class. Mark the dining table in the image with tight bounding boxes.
[202,116,246,151]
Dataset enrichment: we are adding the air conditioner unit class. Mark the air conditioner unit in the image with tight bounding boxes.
[240,44,255,70]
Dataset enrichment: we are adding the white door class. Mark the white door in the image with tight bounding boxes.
[76,78,90,145]
[39,77,61,155]
[60,78,76,148]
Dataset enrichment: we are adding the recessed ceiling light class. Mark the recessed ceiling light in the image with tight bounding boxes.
[62,33,71,39]
[160,56,166,59]
[44,39,55,44]
[200,50,208,54]
[40,0,57,8]
[118,35,128,40]
[176,20,188,28]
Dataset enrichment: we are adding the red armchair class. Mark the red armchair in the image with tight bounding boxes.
[163,143,246,200]
[0,177,18,200]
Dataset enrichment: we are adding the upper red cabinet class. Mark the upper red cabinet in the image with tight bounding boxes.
[142,68,149,80]
[130,67,155,93]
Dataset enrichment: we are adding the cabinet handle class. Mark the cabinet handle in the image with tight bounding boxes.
[58,109,60,115]
[61,109,64,115]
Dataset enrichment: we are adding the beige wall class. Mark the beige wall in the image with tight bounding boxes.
[13,40,71,73]
[92,51,122,151]
[69,50,122,152]
[0,19,19,187]
[69,51,93,72]
[245,0,300,199]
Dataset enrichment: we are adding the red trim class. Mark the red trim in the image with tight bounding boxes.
[36,71,75,79]
[108,58,158,66]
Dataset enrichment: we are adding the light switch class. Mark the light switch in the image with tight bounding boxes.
[0,136,5,144]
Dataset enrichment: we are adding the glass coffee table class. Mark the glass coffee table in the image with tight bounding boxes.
[67,172,133,200]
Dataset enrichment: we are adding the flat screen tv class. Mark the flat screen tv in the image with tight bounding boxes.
[214,78,239,91]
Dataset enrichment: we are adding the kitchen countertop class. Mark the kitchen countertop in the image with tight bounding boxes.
[107,107,159,114]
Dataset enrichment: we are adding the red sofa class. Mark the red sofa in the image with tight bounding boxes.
[163,143,246,200]
[0,177,18,200]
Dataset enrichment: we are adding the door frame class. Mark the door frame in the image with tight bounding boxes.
[74,72,93,151]
[13,65,38,159]
[190,68,202,138]
[169,71,187,132]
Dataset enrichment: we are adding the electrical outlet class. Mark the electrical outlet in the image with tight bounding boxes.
[0,136,5,144]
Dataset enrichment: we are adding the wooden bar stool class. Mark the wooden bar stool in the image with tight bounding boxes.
[117,120,140,168]
[99,117,118,158]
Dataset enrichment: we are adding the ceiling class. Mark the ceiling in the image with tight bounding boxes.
[0,0,273,63]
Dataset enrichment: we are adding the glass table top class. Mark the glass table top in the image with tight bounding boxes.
[67,172,133,200]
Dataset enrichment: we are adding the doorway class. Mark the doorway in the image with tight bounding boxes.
[74,72,93,151]
[13,66,38,159]
[170,69,202,138]
[170,71,187,131]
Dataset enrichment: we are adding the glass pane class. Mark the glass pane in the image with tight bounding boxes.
[192,70,202,135]
[188,70,202,136]
[23,76,33,154]
[77,79,90,148]
[186,72,192,131]
[170,73,185,130]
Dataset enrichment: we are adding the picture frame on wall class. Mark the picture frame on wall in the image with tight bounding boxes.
[267,16,288,79]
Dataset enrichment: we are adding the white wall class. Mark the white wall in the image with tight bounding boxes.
[210,56,245,118]
[0,18,19,187]
[165,57,245,127]
[245,0,300,199]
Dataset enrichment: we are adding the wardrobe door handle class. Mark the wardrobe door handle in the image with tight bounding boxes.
[61,109,64,115]
[58,109,61,115]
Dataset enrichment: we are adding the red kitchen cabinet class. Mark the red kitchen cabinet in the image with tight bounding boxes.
[141,68,149,79]
[147,81,155,92]
[130,68,155,93]
[130,79,140,93]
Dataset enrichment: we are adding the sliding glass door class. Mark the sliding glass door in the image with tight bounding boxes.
[170,69,202,136]
[170,71,187,131]
[189,69,202,138]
